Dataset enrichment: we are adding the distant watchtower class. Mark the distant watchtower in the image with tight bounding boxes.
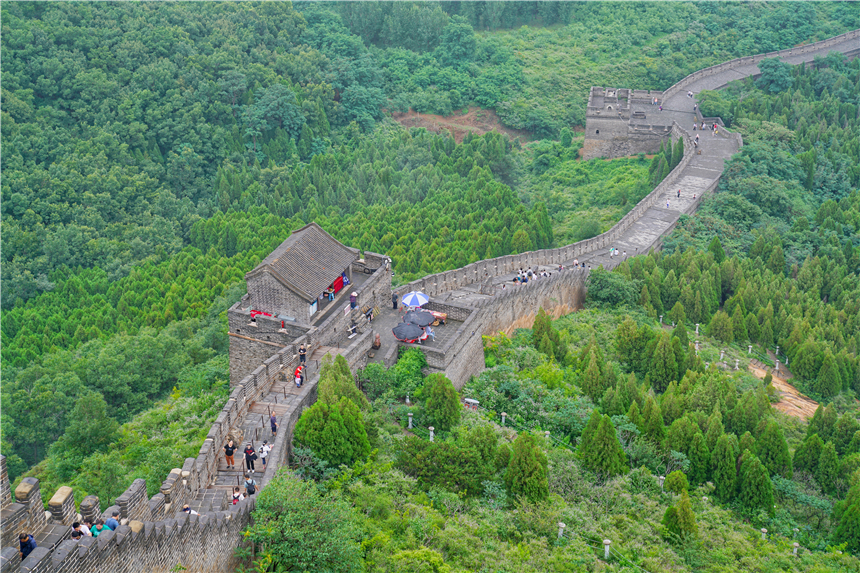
[582,87,673,160]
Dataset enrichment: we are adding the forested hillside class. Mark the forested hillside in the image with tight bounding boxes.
[2,4,860,567]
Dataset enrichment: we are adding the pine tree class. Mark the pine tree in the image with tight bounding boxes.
[731,305,748,342]
[745,312,760,343]
[705,407,724,452]
[661,491,698,541]
[759,319,774,348]
[834,415,860,456]
[505,434,549,503]
[424,373,461,433]
[642,395,666,442]
[660,381,682,426]
[817,442,839,494]
[581,349,603,401]
[669,301,687,327]
[689,432,711,485]
[294,398,370,467]
[712,434,738,502]
[756,420,792,478]
[671,321,689,350]
[650,332,677,393]
[833,473,860,553]
[627,401,644,434]
[793,433,823,475]
[738,451,775,514]
[665,470,689,493]
[318,354,370,410]
[739,431,756,457]
[707,311,734,344]
[584,415,628,477]
[708,237,726,264]
[815,351,842,398]
[578,409,602,459]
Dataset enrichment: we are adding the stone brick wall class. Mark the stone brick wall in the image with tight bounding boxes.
[246,272,311,322]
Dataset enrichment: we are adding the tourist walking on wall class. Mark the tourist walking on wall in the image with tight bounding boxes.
[260,440,271,467]
[223,440,236,469]
[245,474,259,496]
[298,344,306,363]
[232,486,245,505]
[90,520,109,537]
[105,510,120,531]
[270,413,279,436]
[19,533,37,560]
[392,292,398,309]
[244,443,257,472]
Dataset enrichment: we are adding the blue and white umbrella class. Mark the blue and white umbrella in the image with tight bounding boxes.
[401,291,429,307]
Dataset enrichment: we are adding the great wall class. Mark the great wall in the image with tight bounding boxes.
[2,29,858,573]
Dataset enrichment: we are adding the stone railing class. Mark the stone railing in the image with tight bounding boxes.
[661,29,860,101]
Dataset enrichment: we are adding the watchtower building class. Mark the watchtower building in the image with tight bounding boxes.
[582,87,673,160]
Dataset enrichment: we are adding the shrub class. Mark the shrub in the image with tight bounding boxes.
[665,470,689,494]
[505,434,549,503]
[423,374,461,433]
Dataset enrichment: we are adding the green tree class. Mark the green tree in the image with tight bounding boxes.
[581,349,604,402]
[731,305,748,342]
[650,332,677,393]
[794,433,824,475]
[584,415,628,477]
[504,434,548,503]
[578,409,602,459]
[817,442,839,494]
[756,58,794,93]
[294,397,370,467]
[833,472,860,553]
[708,237,726,264]
[642,395,665,442]
[712,434,738,502]
[423,373,461,433]
[662,491,698,541]
[318,354,369,411]
[815,351,842,398]
[665,470,689,494]
[738,451,775,514]
[707,311,734,344]
[756,420,792,479]
[246,469,363,572]
[688,432,711,485]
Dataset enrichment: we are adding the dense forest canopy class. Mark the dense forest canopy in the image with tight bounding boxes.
[2,1,860,567]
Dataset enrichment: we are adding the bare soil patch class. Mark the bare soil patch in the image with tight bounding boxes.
[749,364,818,420]
[391,107,533,144]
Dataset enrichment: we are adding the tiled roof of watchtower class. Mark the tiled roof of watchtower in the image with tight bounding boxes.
[246,222,359,302]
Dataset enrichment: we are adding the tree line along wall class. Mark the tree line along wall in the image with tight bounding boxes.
[2,29,858,573]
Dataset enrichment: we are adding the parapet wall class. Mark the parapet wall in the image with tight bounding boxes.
[660,29,860,102]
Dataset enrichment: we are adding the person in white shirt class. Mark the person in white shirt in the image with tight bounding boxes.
[260,441,272,467]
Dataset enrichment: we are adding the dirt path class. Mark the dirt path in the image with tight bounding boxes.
[749,364,818,420]
[391,107,533,143]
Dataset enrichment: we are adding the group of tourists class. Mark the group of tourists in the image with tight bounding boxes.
[511,267,552,285]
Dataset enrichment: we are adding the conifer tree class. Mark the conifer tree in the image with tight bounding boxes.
[738,451,775,514]
[581,349,603,402]
[756,420,792,478]
[739,431,756,456]
[584,415,628,477]
[834,415,860,456]
[578,409,602,459]
[712,434,738,502]
[817,442,839,494]
[793,433,823,474]
[731,305,748,342]
[807,405,825,438]
[642,395,666,443]
[671,321,689,350]
[294,397,370,467]
[668,301,686,328]
[688,432,711,485]
[318,354,370,411]
[650,332,677,393]
[423,373,461,433]
[708,237,726,264]
[745,312,760,343]
[705,407,724,452]
[833,471,860,553]
[660,381,682,426]
[815,351,842,398]
[808,404,838,441]
[601,362,618,400]
[707,311,734,344]
[665,470,689,494]
[505,434,549,503]
[661,491,698,541]
[759,319,774,348]
[627,401,644,434]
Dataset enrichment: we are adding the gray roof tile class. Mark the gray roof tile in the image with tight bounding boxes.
[246,222,358,301]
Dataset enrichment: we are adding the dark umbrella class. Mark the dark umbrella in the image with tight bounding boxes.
[404,310,435,327]
[392,323,424,341]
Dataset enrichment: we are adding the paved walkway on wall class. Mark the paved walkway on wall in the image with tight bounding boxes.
[188,361,320,512]
[561,34,859,271]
